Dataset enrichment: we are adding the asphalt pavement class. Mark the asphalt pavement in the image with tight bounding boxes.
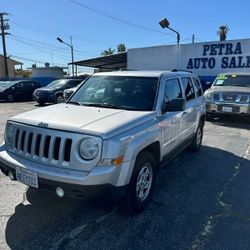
[0,101,250,250]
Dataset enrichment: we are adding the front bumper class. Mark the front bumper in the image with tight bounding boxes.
[0,145,128,199]
[33,93,55,103]
[206,100,250,115]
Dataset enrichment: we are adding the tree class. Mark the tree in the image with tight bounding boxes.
[101,47,115,56]
[117,43,126,53]
[217,25,229,41]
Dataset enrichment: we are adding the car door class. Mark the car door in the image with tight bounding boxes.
[12,83,23,100]
[180,77,197,141]
[161,78,183,157]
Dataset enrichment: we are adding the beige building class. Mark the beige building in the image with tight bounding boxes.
[0,55,22,79]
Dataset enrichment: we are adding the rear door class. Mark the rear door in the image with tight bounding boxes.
[180,77,197,140]
[161,78,183,156]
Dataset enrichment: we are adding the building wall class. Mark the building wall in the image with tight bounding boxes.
[128,38,250,79]
[0,56,17,79]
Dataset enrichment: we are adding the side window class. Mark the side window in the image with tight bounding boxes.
[67,80,81,88]
[181,77,196,101]
[164,78,182,102]
[192,77,203,97]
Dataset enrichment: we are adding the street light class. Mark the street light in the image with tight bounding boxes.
[159,18,180,44]
[57,36,75,76]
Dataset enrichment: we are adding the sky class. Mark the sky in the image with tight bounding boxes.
[2,0,250,71]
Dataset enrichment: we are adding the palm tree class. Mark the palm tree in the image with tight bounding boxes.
[117,43,126,53]
[101,47,115,56]
[217,25,229,41]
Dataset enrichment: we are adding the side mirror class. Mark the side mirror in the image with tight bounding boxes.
[162,98,186,113]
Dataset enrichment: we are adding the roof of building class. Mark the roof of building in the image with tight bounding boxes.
[0,55,22,65]
[72,52,127,70]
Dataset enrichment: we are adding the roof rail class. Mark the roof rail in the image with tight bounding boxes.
[171,69,193,73]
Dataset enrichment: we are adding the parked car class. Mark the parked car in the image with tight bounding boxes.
[0,80,41,102]
[33,78,83,105]
[63,84,80,101]
[0,70,206,214]
[204,73,250,118]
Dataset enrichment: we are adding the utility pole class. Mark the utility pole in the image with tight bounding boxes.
[192,34,195,43]
[0,12,10,79]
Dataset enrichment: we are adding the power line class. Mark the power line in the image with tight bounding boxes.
[68,0,175,37]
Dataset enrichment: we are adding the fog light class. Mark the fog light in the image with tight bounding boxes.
[8,171,14,180]
[56,187,64,198]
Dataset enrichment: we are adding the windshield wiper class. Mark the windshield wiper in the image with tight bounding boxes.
[82,103,123,109]
[67,101,82,106]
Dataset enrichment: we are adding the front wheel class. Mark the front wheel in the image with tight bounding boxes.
[121,151,156,214]
[6,94,14,102]
[56,95,64,103]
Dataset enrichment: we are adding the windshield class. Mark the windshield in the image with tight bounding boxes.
[69,75,158,111]
[47,79,69,88]
[213,74,250,87]
[0,81,15,89]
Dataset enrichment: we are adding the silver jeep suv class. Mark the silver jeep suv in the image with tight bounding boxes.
[0,70,206,214]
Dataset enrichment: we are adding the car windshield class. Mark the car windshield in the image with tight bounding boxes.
[0,81,16,89]
[213,74,250,87]
[47,79,69,88]
[69,75,158,111]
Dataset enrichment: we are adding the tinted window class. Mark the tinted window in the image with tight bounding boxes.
[164,78,182,102]
[70,75,158,111]
[192,77,203,97]
[67,80,81,88]
[181,77,195,101]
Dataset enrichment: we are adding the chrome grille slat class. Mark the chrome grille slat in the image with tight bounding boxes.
[31,133,38,156]
[23,131,29,154]
[58,138,66,163]
[48,136,55,161]
[17,130,23,152]
[39,135,46,158]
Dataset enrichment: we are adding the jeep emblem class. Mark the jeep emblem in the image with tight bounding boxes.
[38,122,49,128]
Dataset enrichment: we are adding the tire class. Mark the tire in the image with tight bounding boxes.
[121,151,156,214]
[6,94,14,102]
[188,122,203,153]
[37,101,45,106]
[206,113,216,121]
[56,95,64,103]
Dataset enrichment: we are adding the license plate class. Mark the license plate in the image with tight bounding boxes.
[222,106,233,112]
[16,167,38,188]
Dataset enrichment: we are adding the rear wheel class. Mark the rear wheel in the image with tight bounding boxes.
[121,151,156,214]
[188,122,203,153]
[37,101,45,106]
[6,94,14,102]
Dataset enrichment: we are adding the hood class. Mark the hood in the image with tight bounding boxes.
[209,85,250,94]
[10,104,156,139]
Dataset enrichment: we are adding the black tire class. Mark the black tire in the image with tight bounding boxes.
[56,94,64,103]
[37,101,45,106]
[6,94,14,102]
[206,113,216,121]
[120,151,156,214]
[188,122,203,153]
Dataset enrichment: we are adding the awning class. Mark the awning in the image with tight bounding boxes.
[72,52,127,70]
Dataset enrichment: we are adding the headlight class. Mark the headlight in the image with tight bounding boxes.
[204,91,212,100]
[79,138,99,160]
[5,122,15,144]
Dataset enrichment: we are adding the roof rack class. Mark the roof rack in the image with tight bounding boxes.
[171,69,193,73]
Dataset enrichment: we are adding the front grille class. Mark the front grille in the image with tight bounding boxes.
[12,127,72,163]
[213,93,220,101]
[223,94,237,102]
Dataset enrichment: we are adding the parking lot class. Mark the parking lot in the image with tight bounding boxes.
[0,101,249,250]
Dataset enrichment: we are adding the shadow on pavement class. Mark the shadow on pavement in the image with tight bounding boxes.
[4,145,250,250]
[208,115,250,130]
